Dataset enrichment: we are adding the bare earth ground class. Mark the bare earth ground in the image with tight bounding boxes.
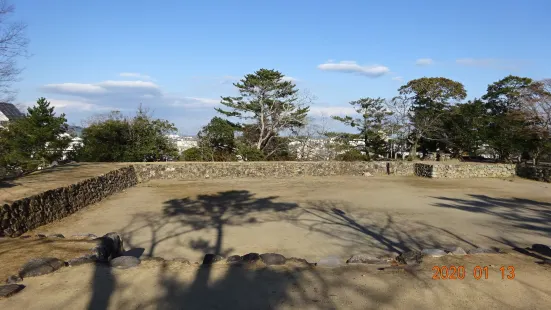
[0,163,123,204]
[2,175,551,309]
[1,252,550,309]
[28,176,551,262]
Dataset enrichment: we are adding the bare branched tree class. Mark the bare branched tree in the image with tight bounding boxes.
[0,0,29,102]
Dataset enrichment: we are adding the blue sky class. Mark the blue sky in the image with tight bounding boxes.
[11,0,551,135]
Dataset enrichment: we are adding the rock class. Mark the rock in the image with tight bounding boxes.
[531,244,551,256]
[363,172,373,177]
[5,275,22,284]
[287,257,313,266]
[48,234,65,238]
[421,249,447,257]
[71,233,98,240]
[19,257,66,278]
[346,254,383,264]
[0,284,25,298]
[202,254,224,265]
[68,255,96,267]
[36,234,47,238]
[317,256,342,267]
[226,255,243,264]
[446,247,467,255]
[92,232,124,262]
[242,253,261,263]
[260,253,286,265]
[110,256,140,269]
[468,247,498,254]
[396,250,423,265]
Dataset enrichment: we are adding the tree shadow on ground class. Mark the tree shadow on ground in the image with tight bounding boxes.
[431,195,551,238]
[284,200,478,256]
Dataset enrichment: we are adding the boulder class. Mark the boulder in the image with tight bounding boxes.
[19,257,66,278]
[0,284,25,299]
[421,249,447,257]
[260,253,286,265]
[346,254,384,264]
[48,234,65,238]
[92,232,124,262]
[226,255,243,264]
[396,250,423,265]
[5,275,22,284]
[363,172,373,177]
[202,254,224,265]
[468,247,498,254]
[446,247,467,255]
[287,257,313,266]
[110,256,140,269]
[241,253,261,263]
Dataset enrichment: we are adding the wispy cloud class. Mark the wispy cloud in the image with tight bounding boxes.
[317,60,390,77]
[392,76,404,82]
[282,76,298,82]
[23,98,117,112]
[415,58,434,66]
[42,80,160,97]
[170,97,220,108]
[119,72,152,80]
[309,106,357,117]
[455,58,524,70]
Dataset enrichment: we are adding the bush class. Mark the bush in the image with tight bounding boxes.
[336,149,369,161]
[180,147,204,161]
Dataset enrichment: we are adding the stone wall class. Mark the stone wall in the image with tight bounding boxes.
[0,166,138,237]
[414,163,516,179]
[414,163,434,178]
[516,164,551,183]
[133,161,416,182]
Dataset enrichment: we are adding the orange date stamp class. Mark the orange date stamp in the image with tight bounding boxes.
[432,266,515,280]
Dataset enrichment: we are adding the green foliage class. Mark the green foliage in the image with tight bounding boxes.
[336,149,368,161]
[216,69,310,157]
[332,97,391,160]
[443,99,488,156]
[79,108,178,162]
[180,147,204,161]
[197,117,237,161]
[236,142,265,161]
[0,98,71,172]
[483,75,534,115]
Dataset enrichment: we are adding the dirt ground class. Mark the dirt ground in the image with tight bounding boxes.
[1,252,551,309]
[0,163,123,205]
[28,176,551,263]
[0,237,96,281]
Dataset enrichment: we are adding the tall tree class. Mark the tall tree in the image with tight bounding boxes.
[482,75,547,162]
[398,77,467,158]
[332,97,391,160]
[442,99,488,157]
[0,1,29,101]
[0,98,71,172]
[216,69,310,158]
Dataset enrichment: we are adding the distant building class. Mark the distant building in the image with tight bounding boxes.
[0,102,25,128]
[166,134,198,153]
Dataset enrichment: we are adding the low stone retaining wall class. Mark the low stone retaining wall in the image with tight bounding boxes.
[516,164,551,183]
[134,161,415,182]
[414,163,516,179]
[0,166,138,237]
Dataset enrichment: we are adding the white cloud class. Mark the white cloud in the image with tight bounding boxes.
[317,60,390,77]
[119,72,152,80]
[282,76,298,82]
[42,83,105,94]
[23,99,115,112]
[392,76,404,82]
[309,106,357,117]
[455,58,522,70]
[41,80,161,97]
[170,97,220,109]
[415,58,434,66]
